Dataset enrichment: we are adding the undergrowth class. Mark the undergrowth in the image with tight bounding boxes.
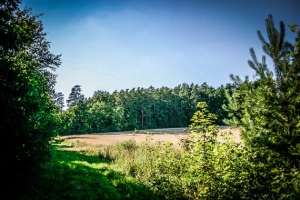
[22,140,158,200]
[97,102,300,199]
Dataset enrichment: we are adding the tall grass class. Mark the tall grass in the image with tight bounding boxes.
[98,135,190,199]
[28,131,298,199]
[98,132,290,199]
[23,139,158,200]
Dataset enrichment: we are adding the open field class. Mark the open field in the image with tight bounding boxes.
[61,126,241,148]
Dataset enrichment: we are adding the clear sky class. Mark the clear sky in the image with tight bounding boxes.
[21,0,300,98]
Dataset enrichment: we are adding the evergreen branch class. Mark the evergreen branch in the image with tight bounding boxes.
[279,21,286,51]
[262,44,271,57]
[248,60,257,73]
[249,48,259,67]
[266,15,276,49]
[257,30,271,54]
[262,55,268,72]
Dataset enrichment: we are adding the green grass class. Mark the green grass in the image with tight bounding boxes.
[24,141,158,200]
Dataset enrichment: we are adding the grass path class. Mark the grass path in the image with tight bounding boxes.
[27,141,158,200]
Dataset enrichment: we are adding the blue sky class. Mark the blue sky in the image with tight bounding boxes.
[21,0,300,98]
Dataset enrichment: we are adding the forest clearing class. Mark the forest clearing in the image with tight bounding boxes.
[61,126,241,148]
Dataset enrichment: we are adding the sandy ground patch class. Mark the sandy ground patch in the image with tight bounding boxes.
[61,126,241,147]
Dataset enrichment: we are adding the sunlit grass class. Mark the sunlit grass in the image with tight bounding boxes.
[26,131,248,199]
[24,141,158,200]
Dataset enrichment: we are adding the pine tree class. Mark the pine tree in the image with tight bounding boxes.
[66,85,84,108]
[55,92,65,112]
[225,14,299,150]
[224,14,300,198]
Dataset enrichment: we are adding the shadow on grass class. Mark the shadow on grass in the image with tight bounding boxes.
[26,149,159,200]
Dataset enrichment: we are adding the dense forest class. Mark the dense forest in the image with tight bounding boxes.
[1,0,300,199]
[57,82,231,134]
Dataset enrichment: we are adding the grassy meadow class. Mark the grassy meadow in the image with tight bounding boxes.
[23,124,299,200]
[25,129,243,200]
[25,137,159,200]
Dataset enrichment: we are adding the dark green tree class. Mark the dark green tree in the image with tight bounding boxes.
[209,85,228,124]
[224,15,300,198]
[55,92,65,112]
[226,15,299,150]
[66,85,84,108]
[0,0,61,196]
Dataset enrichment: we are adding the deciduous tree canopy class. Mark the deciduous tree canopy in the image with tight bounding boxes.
[0,0,61,196]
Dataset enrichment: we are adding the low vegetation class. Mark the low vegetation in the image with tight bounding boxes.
[27,101,299,199]
[23,139,159,200]
[96,102,299,199]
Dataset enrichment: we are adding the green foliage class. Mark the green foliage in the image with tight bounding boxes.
[223,14,300,198]
[54,92,65,112]
[0,0,61,195]
[22,145,158,200]
[225,14,300,148]
[132,128,137,136]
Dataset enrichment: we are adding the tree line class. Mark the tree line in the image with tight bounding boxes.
[56,82,231,134]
